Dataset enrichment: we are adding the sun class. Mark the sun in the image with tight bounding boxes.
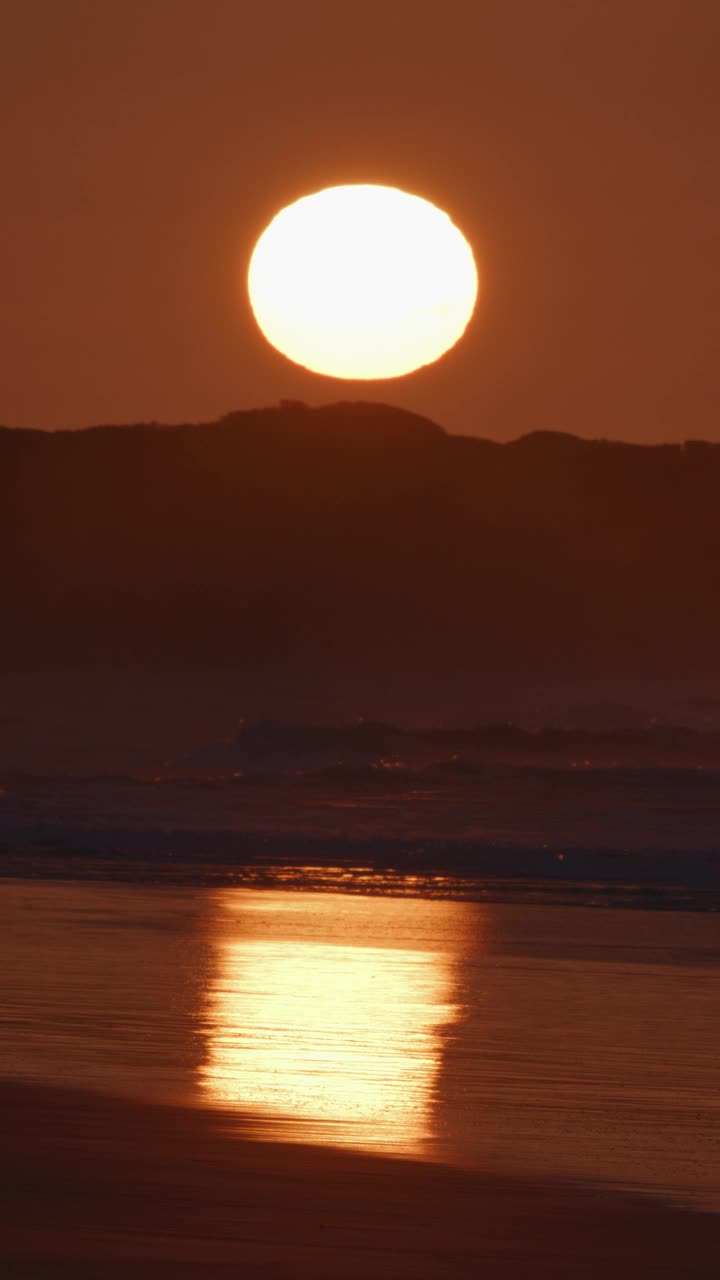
[247,184,478,380]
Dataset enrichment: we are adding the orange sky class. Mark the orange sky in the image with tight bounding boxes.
[1,1,718,441]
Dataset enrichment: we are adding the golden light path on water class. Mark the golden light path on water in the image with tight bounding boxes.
[199,889,466,1156]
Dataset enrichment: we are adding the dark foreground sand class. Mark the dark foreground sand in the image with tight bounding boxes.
[2,1082,718,1278]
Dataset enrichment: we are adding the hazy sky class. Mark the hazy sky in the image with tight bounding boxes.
[2,1,718,440]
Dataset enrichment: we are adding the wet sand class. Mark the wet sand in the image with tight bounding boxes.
[2,1082,718,1278]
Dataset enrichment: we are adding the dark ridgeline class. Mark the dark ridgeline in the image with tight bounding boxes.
[2,401,719,677]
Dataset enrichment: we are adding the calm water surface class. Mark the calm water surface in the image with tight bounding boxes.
[2,879,719,1209]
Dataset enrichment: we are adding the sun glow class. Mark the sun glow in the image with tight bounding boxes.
[248,184,478,380]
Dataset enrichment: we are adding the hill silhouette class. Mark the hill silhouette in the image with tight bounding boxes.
[3,401,720,677]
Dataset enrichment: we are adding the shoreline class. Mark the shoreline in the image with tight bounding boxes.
[3,1081,719,1278]
[2,854,718,913]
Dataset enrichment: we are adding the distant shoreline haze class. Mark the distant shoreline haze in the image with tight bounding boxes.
[3,401,719,677]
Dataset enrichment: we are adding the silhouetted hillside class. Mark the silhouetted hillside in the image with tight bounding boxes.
[3,401,720,676]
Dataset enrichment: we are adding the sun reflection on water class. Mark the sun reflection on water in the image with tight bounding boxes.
[199,890,466,1156]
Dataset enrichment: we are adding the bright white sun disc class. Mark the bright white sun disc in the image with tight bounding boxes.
[248,184,478,380]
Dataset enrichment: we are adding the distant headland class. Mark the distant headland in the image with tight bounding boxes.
[3,401,719,678]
